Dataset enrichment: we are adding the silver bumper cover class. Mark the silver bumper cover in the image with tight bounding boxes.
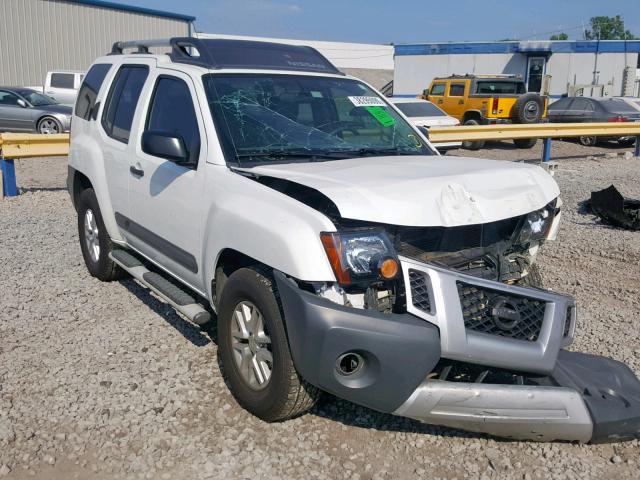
[394,379,593,442]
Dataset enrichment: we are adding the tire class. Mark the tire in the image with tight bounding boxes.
[218,267,319,422]
[518,263,543,288]
[512,93,544,124]
[618,137,636,147]
[37,116,62,134]
[77,188,126,281]
[513,138,538,149]
[578,136,598,147]
[462,119,485,150]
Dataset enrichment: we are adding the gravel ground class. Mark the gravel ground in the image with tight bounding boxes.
[1,140,640,480]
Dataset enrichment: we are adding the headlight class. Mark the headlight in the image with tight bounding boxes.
[518,203,556,245]
[320,229,399,285]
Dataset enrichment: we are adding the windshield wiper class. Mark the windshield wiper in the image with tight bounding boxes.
[235,149,352,162]
[325,147,420,157]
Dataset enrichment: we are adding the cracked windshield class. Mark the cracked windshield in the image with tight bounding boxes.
[203,74,433,164]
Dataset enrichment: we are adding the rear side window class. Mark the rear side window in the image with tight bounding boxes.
[51,73,75,89]
[475,81,526,95]
[449,83,465,96]
[75,64,111,120]
[102,65,149,143]
[571,98,594,111]
[145,76,201,164]
[430,83,446,96]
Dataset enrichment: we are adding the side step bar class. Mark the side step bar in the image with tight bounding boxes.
[109,249,211,326]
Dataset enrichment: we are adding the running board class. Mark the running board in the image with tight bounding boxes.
[109,249,211,326]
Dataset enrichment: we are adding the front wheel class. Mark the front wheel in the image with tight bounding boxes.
[578,136,597,147]
[77,188,126,281]
[618,137,636,147]
[37,116,62,134]
[218,267,319,421]
[462,119,485,151]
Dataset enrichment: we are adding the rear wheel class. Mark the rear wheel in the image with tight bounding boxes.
[462,119,485,150]
[37,116,62,134]
[513,138,538,149]
[218,267,319,421]
[77,188,125,281]
[618,137,636,147]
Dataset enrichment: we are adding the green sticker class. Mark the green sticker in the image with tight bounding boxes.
[365,106,396,127]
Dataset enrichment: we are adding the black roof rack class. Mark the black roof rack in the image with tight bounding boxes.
[110,37,344,75]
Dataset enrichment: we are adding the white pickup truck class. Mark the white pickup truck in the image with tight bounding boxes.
[29,70,84,106]
[67,38,640,443]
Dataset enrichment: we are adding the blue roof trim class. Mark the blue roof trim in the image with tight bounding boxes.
[395,41,640,56]
[64,0,195,22]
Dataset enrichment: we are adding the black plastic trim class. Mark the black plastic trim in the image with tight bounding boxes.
[274,271,441,413]
[115,212,198,273]
[552,350,640,443]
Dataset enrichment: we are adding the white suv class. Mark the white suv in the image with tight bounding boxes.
[67,38,640,443]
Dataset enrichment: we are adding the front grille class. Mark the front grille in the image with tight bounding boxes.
[409,269,432,313]
[457,282,546,342]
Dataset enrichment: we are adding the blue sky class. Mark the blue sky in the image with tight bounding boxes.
[125,0,640,44]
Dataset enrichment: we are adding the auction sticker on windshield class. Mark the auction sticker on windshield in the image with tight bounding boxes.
[365,106,396,127]
[348,96,387,107]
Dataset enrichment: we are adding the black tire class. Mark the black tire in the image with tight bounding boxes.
[578,136,598,147]
[513,138,538,149]
[518,263,543,288]
[618,137,636,147]
[512,93,544,124]
[37,116,62,134]
[77,188,126,281]
[462,119,485,150]
[217,267,319,422]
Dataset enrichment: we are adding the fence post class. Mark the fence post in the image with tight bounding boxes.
[635,136,640,158]
[542,138,552,162]
[1,156,18,197]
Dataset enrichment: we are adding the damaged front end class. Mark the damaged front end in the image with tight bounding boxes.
[270,194,640,442]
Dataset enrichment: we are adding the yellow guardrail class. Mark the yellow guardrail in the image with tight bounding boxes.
[0,132,70,159]
[428,122,640,143]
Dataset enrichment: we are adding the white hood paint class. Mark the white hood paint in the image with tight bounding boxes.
[242,156,560,227]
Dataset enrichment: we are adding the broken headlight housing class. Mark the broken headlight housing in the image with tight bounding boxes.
[517,202,556,245]
[320,229,399,285]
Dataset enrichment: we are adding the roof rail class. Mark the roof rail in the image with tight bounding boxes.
[109,37,343,74]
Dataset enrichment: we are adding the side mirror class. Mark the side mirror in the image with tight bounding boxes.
[142,130,191,165]
[17,99,28,108]
[417,125,430,139]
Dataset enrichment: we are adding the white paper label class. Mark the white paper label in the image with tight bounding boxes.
[347,96,387,107]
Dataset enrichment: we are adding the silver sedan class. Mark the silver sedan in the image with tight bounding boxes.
[0,87,72,134]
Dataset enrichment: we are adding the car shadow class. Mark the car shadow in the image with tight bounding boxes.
[117,277,506,441]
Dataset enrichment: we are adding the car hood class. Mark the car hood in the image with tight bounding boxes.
[239,156,560,227]
[35,104,73,115]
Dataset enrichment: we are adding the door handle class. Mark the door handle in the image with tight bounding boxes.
[437,99,443,104]
[130,166,144,177]
[458,99,464,105]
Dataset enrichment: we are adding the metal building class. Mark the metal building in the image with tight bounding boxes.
[393,40,640,100]
[0,0,195,86]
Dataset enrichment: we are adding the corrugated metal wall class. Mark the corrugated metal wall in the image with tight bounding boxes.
[0,0,190,86]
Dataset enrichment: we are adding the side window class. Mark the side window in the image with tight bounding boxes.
[0,90,21,106]
[75,64,111,120]
[572,98,593,111]
[102,65,149,143]
[50,73,75,89]
[449,83,465,96]
[145,76,201,164]
[430,83,446,96]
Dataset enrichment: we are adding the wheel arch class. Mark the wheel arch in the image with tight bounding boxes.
[463,110,483,123]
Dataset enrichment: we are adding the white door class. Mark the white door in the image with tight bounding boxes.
[127,70,207,290]
[98,61,154,229]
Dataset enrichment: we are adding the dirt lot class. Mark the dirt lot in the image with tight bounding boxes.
[1,139,639,479]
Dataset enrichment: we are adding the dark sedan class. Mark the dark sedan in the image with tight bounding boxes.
[0,87,72,134]
[547,97,640,146]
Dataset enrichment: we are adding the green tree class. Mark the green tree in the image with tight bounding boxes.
[585,15,636,40]
[550,33,568,40]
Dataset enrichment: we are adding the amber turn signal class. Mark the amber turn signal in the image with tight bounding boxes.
[379,257,399,280]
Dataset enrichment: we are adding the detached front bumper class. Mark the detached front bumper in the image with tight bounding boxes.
[274,263,640,442]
